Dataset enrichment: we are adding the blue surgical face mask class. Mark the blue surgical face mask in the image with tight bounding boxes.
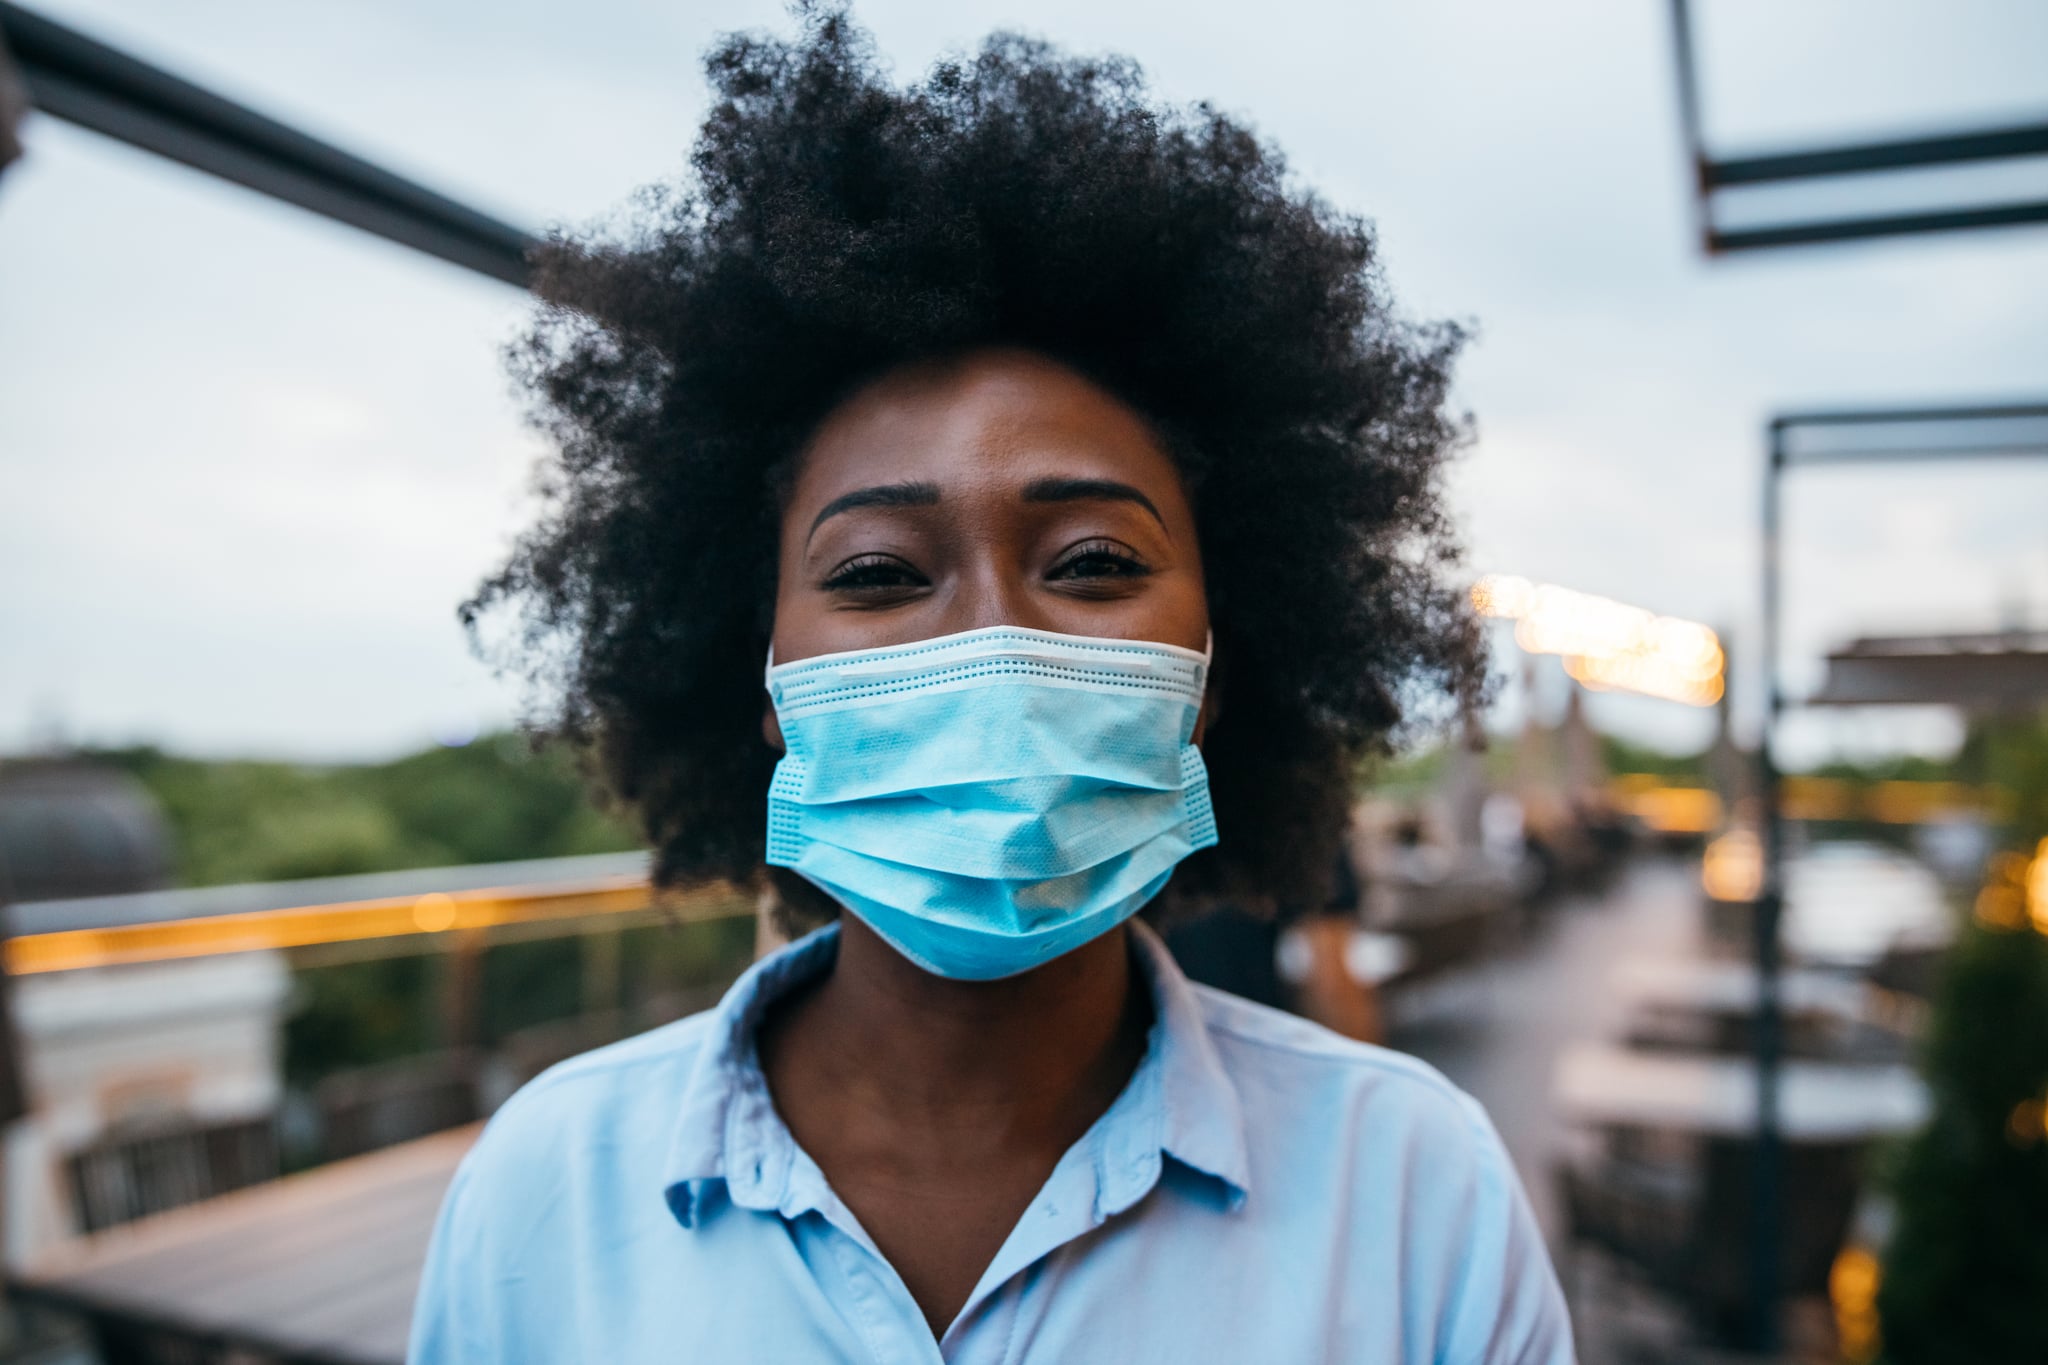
[764,625,1217,980]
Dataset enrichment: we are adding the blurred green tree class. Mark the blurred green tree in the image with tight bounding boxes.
[86,734,640,885]
[1876,912,2048,1363]
[1599,733,1710,784]
[84,736,655,1082]
[1878,708,2048,1364]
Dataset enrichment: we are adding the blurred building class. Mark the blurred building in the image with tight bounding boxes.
[0,762,170,905]
[0,762,288,1264]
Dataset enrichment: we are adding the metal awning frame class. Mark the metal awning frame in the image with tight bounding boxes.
[1742,400,2048,1348]
[1668,0,2048,253]
[0,1,537,285]
[1810,633,2048,710]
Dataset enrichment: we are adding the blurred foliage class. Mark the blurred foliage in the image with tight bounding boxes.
[1960,711,2048,848]
[1877,917,2048,1363]
[1600,734,1709,784]
[479,916,758,1045]
[1357,743,1447,800]
[1360,731,1713,801]
[1877,709,2048,1363]
[286,954,439,1084]
[1806,755,1956,784]
[77,736,733,1087]
[82,732,640,886]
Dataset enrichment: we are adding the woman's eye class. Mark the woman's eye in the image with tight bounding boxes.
[822,555,928,592]
[1050,542,1151,581]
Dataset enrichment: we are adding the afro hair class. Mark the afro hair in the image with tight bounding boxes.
[468,3,1486,924]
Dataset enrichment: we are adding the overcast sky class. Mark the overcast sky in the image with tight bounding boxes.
[3,0,2046,765]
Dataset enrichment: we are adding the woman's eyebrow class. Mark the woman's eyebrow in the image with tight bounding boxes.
[1020,477,1165,529]
[807,481,943,542]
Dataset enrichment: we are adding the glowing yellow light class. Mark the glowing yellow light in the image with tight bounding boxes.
[2007,1098,2047,1147]
[1782,776,1855,821]
[1973,841,2048,935]
[1701,829,1763,902]
[2,878,749,975]
[2028,844,2048,935]
[1610,784,1723,835]
[1473,574,1723,707]
[1976,885,2027,932]
[1470,574,1534,619]
[411,892,458,934]
[1564,652,1724,708]
[1829,1245,1882,1364]
[1989,851,2030,887]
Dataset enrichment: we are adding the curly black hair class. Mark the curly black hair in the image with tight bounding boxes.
[468,4,1484,924]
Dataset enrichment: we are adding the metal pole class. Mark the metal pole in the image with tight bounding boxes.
[1665,0,1714,255]
[0,1,536,286]
[1750,421,1788,1351]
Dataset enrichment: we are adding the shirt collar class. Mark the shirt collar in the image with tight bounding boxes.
[661,917,1250,1229]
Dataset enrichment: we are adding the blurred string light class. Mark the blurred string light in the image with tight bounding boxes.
[1701,828,1764,902]
[1782,777,2011,824]
[1829,1245,1883,1365]
[2006,1092,2048,1148]
[1973,838,2048,935]
[1470,574,1725,707]
[1607,776,1723,836]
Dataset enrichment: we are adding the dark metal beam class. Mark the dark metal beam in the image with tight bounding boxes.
[1667,0,2048,255]
[1709,200,2048,253]
[1666,0,1713,254]
[1707,123,2048,187]
[1771,402,2048,463]
[1783,440,2048,464]
[0,2,536,287]
[1772,402,2048,428]
[1751,419,1787,1355]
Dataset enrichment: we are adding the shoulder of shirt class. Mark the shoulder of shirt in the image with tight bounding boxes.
[1185,981,1494,1139]
[457,1007,721,1167]
[520,1006,724,1100]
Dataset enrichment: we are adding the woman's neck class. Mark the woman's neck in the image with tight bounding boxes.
[760,917,1151,1148]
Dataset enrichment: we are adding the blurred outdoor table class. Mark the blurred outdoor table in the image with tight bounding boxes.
[1605,957,1915,1061]
[1608,957,1868,1019]
[13,1122,478,1365]
[1554,1042,1929,1140]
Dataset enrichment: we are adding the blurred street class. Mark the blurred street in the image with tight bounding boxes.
[1399,858,1701,1243]
[1400,857,1856,1365]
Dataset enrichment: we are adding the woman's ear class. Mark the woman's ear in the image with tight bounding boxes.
[762,694,786,754]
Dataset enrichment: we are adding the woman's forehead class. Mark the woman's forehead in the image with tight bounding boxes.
[791,349,1187,507]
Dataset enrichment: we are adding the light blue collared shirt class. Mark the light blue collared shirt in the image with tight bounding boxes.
[409,921,1573,1363]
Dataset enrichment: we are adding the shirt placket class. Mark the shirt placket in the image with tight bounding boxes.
[935,1062,1169,1363]
[797,1158,947,1365]
[726,1071,943,1365]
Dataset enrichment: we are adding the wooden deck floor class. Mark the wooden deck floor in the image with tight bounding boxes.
[14,1124,477,1365]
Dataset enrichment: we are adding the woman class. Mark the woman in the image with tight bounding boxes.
[412,9,1572,1361]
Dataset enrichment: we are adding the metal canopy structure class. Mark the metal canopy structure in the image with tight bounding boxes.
[1668,0,2048,253]
[0,1,537,285]
[1810,632,2048,710]
[1745,400,2048,1349]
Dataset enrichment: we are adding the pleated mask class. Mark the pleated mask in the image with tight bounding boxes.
[764,625,1217,980]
